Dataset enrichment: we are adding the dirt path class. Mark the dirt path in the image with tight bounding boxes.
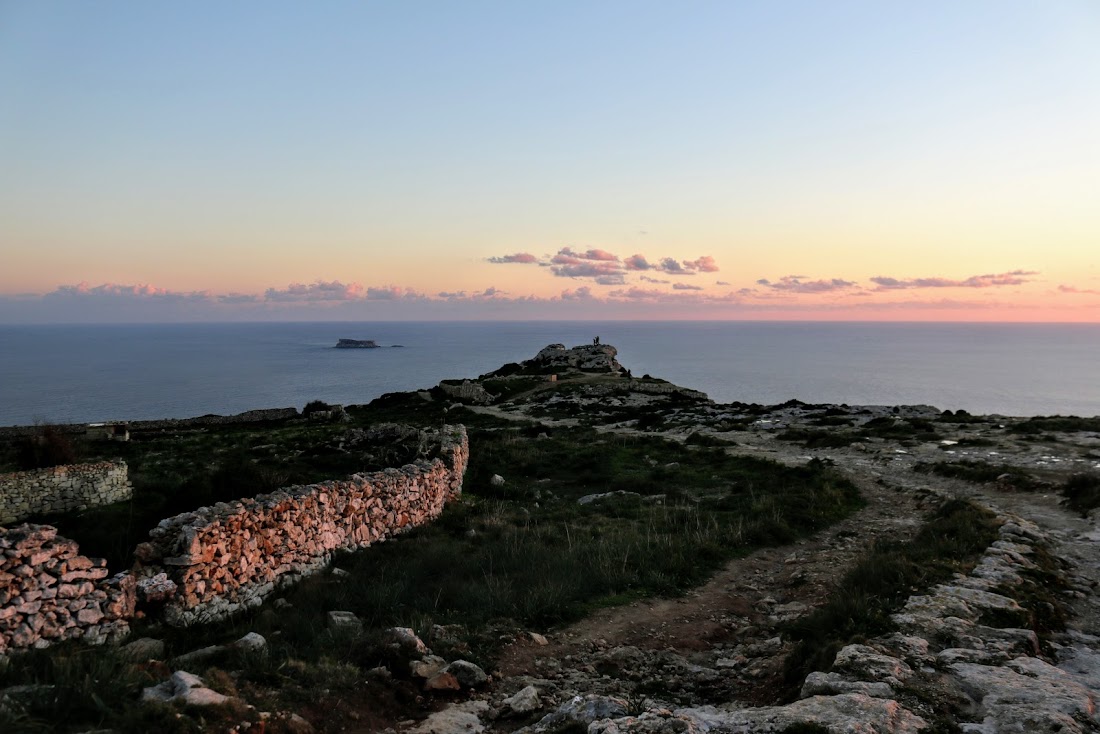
[496,455,929,704]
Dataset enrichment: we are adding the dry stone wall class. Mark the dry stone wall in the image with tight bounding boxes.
[137,425,469,626]
[0,460,132,524]
[0,524,135,656]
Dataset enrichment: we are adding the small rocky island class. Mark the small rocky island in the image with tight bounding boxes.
[334,338,379,349]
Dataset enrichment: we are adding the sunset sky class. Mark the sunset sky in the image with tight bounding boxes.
[1,1,1098,322]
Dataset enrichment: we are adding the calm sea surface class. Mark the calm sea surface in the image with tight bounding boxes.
[1,322,1097,426]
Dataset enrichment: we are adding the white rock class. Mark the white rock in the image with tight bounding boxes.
[408,700,490,734]
[950,656,1100,734]
[231,631,267,654]
[327,611,363,633]
[502,685,542,717]
[441,659,488,688]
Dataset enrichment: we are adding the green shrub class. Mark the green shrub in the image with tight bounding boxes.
[1062,472,1100,516]
[1012,416,1100,434]
[914,460,1041,489]
[776,428,856,448]
[302,399,334,416]
[15,424,79,469]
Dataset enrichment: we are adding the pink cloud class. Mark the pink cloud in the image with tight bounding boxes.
[672,282,704,291]
[624,254,652,271]
[550,248,625,276]
[657,257,689,275]
[871,270,1038,290]
[1058,284,1100,295]
[487,252,538,264]
[560,286,595,300]
[47,282,213,301]
[552,247,620,263]
[365,285,424,300]
[264,280,366,302]
[759,276,858,293]
[683,255,719,272]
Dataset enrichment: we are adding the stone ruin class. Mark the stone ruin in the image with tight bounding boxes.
[136,425,468,626]
[0,460,133,525]
[0,524,135,656]
[0,424,469,653]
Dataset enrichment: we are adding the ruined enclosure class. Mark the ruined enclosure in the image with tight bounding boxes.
[0,423,468,652]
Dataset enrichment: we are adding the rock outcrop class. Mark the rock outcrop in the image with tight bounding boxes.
[532,343,623,373]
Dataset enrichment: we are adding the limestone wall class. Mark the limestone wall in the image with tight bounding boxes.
[137,425,469,626]
[0,460,133,524]
[0,524,135,656]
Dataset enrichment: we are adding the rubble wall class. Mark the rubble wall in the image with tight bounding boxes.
[0,461,132,524]
[140,425,469,626]
[0,524,135,656]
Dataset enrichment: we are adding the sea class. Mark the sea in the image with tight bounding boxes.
[1,321,1098,426]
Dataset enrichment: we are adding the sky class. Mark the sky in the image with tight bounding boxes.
[1,1,1098,322]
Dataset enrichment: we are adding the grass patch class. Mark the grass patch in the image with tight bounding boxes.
[1011,416,1100,434]
[988,545,1068,650]
[1,392,867,732]
[684,432,735,447]
[781,499,1000,699]
[0,644,198,734]
[776,428,857,449]
[152,427,862,682]
[1062,472,1100,516]
[861,417,941,442]
[913,460,1042,490]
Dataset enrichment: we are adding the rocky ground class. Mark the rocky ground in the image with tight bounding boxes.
[6,343,1099,733]
[398,351,1100,734]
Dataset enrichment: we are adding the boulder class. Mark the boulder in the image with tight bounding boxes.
[441,659,488,688]
[409,700,490,734]
[327,611,363,634]
[515,695,630,734]
[141,671,232,707]
[230,631,267,654]
[949,656,1100,734]
[679,693,927,733]
[501,685,542,717]
[386,626,430,656]
[120,637,165,661]
[410,655,447,679]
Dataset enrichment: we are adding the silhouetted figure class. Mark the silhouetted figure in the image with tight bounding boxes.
[593,336,600,345]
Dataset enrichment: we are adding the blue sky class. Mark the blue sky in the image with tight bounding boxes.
[2,1,1098,321]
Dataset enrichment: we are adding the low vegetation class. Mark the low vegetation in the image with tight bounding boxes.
[776,428,857,449]
[10,424,79,470]
[781,499,1000,698]
[914,459,1043,490]
[1061,472,1100,516]
[1011,415,1100,434]
[0,410,863,733]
